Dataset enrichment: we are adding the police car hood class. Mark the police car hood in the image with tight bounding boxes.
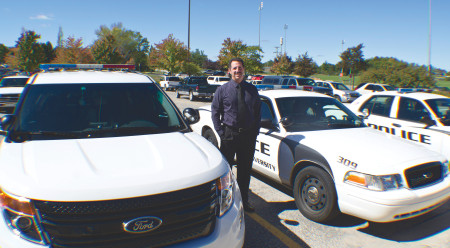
[285,127,444,175]
[0,86,24,94]
[0,132,226,201]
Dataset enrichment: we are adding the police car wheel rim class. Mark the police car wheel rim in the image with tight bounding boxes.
[301,177,326,211]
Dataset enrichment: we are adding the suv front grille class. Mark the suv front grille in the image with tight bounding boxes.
[405,162,443,189]
[33,180,218,248]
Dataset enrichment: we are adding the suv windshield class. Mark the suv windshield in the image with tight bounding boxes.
[10,83,187,141]
[294,78,315,86]
[276,97,365,132]
[332,83,350,90]
[0,77,28,87]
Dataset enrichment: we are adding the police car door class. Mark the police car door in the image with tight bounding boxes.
[391,96,444,154]
[253,97,283,183]
[359,95,396,134]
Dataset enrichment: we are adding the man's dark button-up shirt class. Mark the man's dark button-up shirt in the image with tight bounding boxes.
[211,80,261,137]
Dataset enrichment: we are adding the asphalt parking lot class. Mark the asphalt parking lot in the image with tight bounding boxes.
[166,90,450,248]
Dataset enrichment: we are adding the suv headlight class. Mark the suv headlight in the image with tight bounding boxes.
[344,171,404,191]
[217,169,235,217]
[0,189,46,244]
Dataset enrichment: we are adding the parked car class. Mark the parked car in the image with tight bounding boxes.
[348,90,450,160]
[0,75,30,115]
[191,89,449,223]
[0,65,245,248]
[207,76,231,85]
[176,76,219,101]
[260,76,333,96]
[354,83,395,94]
[212,71,226,76]
[314,81,361,102]
[159,76,182,91]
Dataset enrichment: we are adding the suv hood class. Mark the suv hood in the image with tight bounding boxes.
[0,132,226,201]
[286,128,444,175]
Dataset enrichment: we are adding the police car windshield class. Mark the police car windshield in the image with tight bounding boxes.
[425,98,450,126]
[276,97,365,132]
[11,83,188,140]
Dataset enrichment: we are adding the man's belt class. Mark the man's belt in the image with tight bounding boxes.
[225,125,251,133]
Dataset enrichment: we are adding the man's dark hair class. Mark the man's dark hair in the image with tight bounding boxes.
[228,57,245,69]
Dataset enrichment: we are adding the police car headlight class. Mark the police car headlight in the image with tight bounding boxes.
[217,169,235,217]
[0,189,45,244]
[344,171,404,191]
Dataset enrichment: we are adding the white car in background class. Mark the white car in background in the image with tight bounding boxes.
[0,75,30,115]
[191,89,449,223]
[314,81,361,102]
[355,83,395,94]
[207,76,230,85]
[159,76,182,91]
[348,90,450,160]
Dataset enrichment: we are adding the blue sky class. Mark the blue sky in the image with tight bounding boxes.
[1,0,449,71]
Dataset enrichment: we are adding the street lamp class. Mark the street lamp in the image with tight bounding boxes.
[258,1,263,49]
[284,24,288,54]
[428,0,432,76]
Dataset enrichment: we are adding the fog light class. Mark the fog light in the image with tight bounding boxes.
[12,216,33,231]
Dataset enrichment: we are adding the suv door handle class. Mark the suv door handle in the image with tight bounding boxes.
[392,123,401,127]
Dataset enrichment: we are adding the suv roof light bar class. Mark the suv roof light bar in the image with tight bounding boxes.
[39,64,135,71]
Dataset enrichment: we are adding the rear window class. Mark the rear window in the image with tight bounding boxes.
[0,77,29,87]
[218,77,230,82]
[168,77,180,81]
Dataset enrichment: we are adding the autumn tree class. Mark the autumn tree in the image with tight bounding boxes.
[337,43,366,76]
[270,54,294,75]
[92,34,123,64]
[182,62,202,76]
[0,44,8,64]
[54,37,93,63]
[15,31,44,72]
[95,23,149,70]
[360,57,434,88]
[149,34,188,75]
[294,52,317,77]
[190,49,208,68]
[217,38,263,74]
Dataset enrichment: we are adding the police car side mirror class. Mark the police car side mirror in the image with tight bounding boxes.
[261,118,276,129]
[279,117,294,127]
[360,109,370,118]
[420,115,436,128]
[183,108,200,124]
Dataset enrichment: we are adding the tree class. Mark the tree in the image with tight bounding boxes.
[294,52,317,77]
[190,49,208,68]
[270,54,294,75]
[338,43,366,76]
[318,61,338,75]
[54,36,93,63]
[40,41,56,63]
[149,34,188,75]
[360,57,434,88]
[0,44,8,64]
[92,34,123,64]
[95,23,150,69]
[182,62,202,76]
[15,30,44,72]
[217,38,263,74]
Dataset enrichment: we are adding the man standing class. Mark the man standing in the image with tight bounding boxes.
[211,58,261,212]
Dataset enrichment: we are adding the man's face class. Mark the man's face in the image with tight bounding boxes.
[228,61,245,83]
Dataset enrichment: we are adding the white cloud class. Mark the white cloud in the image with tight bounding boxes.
[29,14,53,20]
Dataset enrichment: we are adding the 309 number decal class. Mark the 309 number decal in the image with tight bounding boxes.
[337,156,358,169]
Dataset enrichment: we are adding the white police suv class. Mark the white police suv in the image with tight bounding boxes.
[0,75,30,115]
[348,90,450,160]
[191,89,449,223]
[0,64,244,248]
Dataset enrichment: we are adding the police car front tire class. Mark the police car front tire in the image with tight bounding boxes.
[293,166,339,223]
[203,128,218,148]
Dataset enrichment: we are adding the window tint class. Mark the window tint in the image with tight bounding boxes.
[373,85,384,91]
[365,84,374,90]
[397,97,430,122]
[425,98,450,126]
[0,77,29,87]
[360,96,394,117]
[272,79,280,85]
[282,79,289,85]
[288,79,297,86]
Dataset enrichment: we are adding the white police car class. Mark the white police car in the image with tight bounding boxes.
[0,75,30,115]
[348,90,450,160]
[0,64,244,248]
[191,89,450,223]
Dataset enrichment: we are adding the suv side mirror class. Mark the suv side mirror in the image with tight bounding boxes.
[279,117,294,127]
[0,114,15,133]
[260,118,276,129]
[183,108,200,124]
[420,115,436,128]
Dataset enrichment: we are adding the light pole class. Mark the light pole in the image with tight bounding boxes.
[258,1,263,48]
[428,0,432,76]
[188,0,191,52]
[283,24,288,54]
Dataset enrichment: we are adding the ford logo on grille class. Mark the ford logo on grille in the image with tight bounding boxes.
[123,216,162,233]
